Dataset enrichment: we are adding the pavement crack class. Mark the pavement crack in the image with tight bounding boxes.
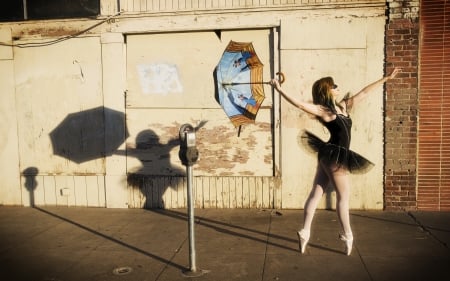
[154,236,188,281]
[355,244,375,281]
[407,211,449,250]
[260,212,273,281]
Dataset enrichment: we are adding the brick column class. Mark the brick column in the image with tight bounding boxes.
[384,0,419,210]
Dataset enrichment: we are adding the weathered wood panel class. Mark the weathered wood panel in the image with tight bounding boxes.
[125,29,275,198]
[119,0,385,13]
[127,175,280,208]
[21,174,106,207]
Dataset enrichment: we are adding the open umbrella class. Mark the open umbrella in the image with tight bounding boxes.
[49,106,129,163]
[215,41,264,129]
[215,41,284,133]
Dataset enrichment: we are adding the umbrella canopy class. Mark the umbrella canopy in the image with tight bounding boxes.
[49,106,129,163]
[215,41,265,128]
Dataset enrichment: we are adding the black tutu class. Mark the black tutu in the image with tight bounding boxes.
[300,130,374,174]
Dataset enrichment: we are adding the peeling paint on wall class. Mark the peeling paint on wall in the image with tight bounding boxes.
[136,63,183,95]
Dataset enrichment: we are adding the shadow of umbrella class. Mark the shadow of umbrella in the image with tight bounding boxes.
[49,106,129,163]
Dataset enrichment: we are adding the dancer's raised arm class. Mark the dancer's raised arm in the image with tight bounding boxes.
[270,79,330,120]
[344,67,401,109]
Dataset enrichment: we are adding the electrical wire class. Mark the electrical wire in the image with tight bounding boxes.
[0,12,121,48]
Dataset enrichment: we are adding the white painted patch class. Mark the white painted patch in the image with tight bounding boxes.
[136,63,183,95]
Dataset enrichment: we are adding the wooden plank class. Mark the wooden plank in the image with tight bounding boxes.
[205,177,212,208]
[150,178,158,208]
[160,177,169,208]
[42,176,56,205]
[176,176,186,208]
[67,176,76,207]
[249,177,257,208]
[54,176,68,207]
[216,176,223,208]
[261,177,268,209]
[235,177,243,208]
[137,178,145,208]
[162,177,168,208]
[274,177,282,209]
[85,176,99,207]
[169,177,175,208]
[229,177,236,208]
[166,177,173,208]
[29,175,45,206]
[242,177,249,208]
[125,175,280,209]
[128,178,136,208]
[268,177,274,209]
[74,176,87,207]
[210,177,217,208]
[255,177,262,208]
[194,177,203,208]
[222,177,230,208]
[97,176,106,207]
[139,178,146,208]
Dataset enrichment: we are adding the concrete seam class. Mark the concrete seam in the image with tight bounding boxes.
[407,211,449,250]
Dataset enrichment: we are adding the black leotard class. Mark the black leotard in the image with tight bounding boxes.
[302,114,374,173]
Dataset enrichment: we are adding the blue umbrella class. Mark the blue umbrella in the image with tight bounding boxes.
[215,41,264,128]
[215,41,284,132]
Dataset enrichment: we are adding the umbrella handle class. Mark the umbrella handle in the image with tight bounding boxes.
[222,72,285,86]
[276,72,285,84]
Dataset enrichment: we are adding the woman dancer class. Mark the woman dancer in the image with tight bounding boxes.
[270,68,400,255]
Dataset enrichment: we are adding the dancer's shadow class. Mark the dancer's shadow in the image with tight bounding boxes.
[127,129,185,209]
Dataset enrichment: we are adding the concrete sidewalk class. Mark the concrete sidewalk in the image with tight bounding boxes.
[0,207,449,281]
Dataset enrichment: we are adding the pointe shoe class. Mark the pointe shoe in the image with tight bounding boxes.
[297,229,310,254]
[339,232,353,256]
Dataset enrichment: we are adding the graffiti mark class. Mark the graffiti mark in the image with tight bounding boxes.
[136,63,183,95]
[73,60,85,83]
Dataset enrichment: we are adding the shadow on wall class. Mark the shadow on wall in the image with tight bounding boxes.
[23,167,39,207]
[49,106,129,164]
[127,129,185,209]
[48,106,186,209]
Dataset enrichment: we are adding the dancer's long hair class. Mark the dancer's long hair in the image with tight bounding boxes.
[312,77,338,112]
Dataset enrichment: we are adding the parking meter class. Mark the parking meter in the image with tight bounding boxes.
[178,123,206,276]
[179,124,199,166]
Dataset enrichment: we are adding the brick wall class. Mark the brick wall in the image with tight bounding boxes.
[384,0,420,210]
[417,0,450,210]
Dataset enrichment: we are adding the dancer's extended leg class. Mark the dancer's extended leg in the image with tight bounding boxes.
[298,164,329,253]
[329,167,352,235]
[327,165,353,255]
[302,164,329,231]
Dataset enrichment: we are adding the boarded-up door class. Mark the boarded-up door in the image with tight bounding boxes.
[125,29,281,209]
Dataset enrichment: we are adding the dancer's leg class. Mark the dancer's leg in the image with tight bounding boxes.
[330,167,354,255]
[302,164,329,231]
[328,166,352,235]
[298,165,329,253]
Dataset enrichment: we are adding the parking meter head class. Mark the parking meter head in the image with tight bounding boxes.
[179,124,199,166]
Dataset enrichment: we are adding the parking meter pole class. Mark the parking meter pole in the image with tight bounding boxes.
[179,124,206,277]
[186,164,197,272]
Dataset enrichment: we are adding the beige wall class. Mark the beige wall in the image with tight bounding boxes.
[279,15,386,209]
[0,27,21,205]
[0,2,386,209]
